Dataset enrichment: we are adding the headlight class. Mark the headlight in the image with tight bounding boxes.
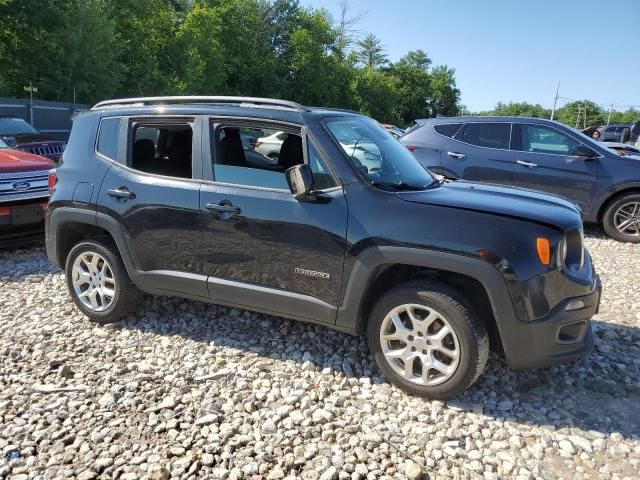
[561,229,584,270]
[557,236,567,267]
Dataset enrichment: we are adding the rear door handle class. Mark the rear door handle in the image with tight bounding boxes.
[447,151,466,159]
[107,187,136,199]
[517,160,538,168]
[206,202,241,215]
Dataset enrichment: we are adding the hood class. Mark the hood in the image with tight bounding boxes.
[0,148,56,173]
[0,133,62,146]
[399,180,582,232]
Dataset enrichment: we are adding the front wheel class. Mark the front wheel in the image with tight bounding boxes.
[367,280,489,399]
[602,193,640,243]
[65,239,143,323]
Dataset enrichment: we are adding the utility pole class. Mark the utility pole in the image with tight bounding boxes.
[583,102,587,129]
[550,81,560,121]
[607,104,613,125]
[23,81,38,125]
[575,105,581,129]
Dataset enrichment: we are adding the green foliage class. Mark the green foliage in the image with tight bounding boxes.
[555,100,604,128]
[356,33,388,70]
[0,0,461,125]
[490,102,550,118]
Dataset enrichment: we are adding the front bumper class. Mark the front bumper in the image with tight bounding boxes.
[0,201,47,246]
[503,274,601,369]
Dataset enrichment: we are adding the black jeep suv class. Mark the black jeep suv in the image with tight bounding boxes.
[45,97,601,399]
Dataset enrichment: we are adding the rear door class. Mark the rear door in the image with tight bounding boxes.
[511,122,598,213]
[440,122,515,183]
[97,115,206,296]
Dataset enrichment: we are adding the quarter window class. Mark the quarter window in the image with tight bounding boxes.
[434,123,462,138]
[97,117,120,160]
[519,124,580,155]
[460,123,511,149]
[129,122,193,179]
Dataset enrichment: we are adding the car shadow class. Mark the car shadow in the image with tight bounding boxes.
[113,295,640,440]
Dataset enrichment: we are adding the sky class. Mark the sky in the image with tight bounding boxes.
[305,0,640,112]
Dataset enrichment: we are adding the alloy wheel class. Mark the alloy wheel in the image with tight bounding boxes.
[379,303,460,386]
[71,251,116,312]
[614,201,640,237]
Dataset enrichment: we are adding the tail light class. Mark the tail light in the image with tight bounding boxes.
[405,145,417,152]
[48,169,57,193]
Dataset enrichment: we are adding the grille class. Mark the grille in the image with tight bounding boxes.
[0,171,50,203]
[18,144,64,158]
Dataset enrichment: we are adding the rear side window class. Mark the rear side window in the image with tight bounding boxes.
[433,123,462,138]
[129,121,193,179]
[96,118,120,160]
[460,123,511,149]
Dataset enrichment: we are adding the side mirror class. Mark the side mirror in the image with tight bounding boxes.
[570,145,596,159]
[285,164,316,201]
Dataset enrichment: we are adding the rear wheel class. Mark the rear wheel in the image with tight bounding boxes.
[367,280,489,399]
[65,239,143,323]
[602,193,640,243]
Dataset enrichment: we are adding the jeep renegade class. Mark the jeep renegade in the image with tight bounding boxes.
[45,97,601,399]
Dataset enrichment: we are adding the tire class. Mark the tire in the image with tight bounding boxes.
[367,280,489,399]
[602,193,640,243]
[65,239,143,323]
[620,128,630,144]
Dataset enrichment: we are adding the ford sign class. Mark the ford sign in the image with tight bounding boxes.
[12,181,31,190]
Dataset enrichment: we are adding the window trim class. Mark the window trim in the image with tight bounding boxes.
[204,118,341,193]
[449,121,514,151]
[514,122,602,159]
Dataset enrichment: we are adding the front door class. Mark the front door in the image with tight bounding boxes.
[511,123,598,214]
[200,120,348,323]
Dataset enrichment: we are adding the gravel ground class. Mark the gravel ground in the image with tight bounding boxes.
[0,229,639,480]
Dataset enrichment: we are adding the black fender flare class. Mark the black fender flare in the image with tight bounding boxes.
[335,246,518,345]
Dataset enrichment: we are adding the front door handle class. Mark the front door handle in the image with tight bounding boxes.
[206,202,241,215]
[447,151,466,159]
[517,160,538,168]
[107,187,136,200]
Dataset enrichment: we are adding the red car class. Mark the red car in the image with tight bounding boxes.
[0,137,55,245]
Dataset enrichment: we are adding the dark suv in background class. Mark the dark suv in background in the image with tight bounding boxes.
[46,97,600,399]
[402,116,640,242]
[0,115,66,162]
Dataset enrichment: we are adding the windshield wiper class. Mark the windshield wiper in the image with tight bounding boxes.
[370,180,429,190]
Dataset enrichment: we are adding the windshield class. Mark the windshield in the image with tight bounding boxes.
[0,118,39,135]
[324,116,434,189]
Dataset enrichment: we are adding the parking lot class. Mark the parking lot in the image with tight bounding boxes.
[0,229,638,480]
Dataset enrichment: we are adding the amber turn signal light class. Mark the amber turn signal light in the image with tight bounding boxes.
[536,237,551,265]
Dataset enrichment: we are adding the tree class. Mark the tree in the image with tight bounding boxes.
[333,0,366,59]
[397,49,431,70]
[389,61,431,126]
[428,65,461,117]
[356,33,387,70]
[351,69,397,122]
[489,101,550,118]
[556,100,604,128]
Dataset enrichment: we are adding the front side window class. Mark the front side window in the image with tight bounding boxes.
[460,123,511,149]
[325,116,433,190]
[129,121,193,179]
[519,124,580,155]
[0,138,8,149]
[212,125,336,191]
[96,117,120,160]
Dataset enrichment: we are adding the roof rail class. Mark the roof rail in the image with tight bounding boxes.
[91,96,307,112]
